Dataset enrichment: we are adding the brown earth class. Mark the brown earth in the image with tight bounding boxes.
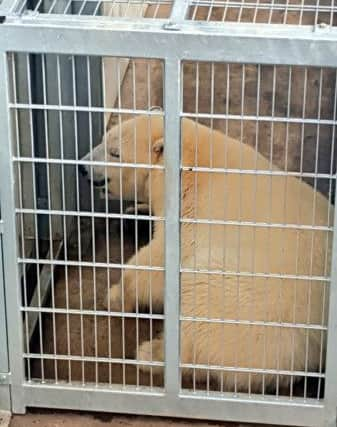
[10,409,292,427]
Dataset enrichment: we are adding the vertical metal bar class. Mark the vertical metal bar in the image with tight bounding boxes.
[322,149,337,425]
[115,58,126,388]
[147,61,154,389]
[0,52,25,413]
[86,55,98,386]
[11,52,31,381]
[169,0,190,22]
[0,0,17,14]
[192,61,199,393]
[132,59,140,389]
[71,54,85,385]
[164,58,181,396]
[14,53,35,244]
[101,47,112,388]
[0,226,11,411]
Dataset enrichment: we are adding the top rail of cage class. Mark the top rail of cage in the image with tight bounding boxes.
[2,0,337,27]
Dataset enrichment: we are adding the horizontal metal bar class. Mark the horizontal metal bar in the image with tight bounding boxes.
[14,157,334,179]
[181,166,335,179]
[23,353,164,367]
[17,208,163,222]
[13,157,164,170]
[180,315,327,331]
[179,363,325,379]
[21,306,164,320]
[21,384,325,426]
[180,218,332,231]
[23,306,326,331]
[181,111,337,126]
[18,258,327,280]
[180,267,330,282]
[26,379,163,394]
[2,18,337,66]
[24,355,325,379]
[17,209,331,230]
[9,102,164,116]
[18,257,164,271]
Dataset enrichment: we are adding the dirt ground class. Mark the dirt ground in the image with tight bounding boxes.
[9,410,291,427]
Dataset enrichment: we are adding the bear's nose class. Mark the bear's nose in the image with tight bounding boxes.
[93,178,110,187]
[78,164,88,177]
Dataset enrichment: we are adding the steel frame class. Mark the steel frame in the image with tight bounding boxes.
[0,1,337,426]
[0,218,11,412]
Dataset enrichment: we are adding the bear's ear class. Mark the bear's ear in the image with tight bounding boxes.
[153,138,164,161]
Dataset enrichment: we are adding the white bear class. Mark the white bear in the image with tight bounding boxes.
[81,114,332,393]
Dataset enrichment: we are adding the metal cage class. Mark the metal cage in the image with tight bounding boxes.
[1,1,337,426]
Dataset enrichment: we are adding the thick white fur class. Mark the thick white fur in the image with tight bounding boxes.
[90,115,332,392]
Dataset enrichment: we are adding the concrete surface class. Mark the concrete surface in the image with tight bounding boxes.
[0,411,11,427]
[10,410,288,427]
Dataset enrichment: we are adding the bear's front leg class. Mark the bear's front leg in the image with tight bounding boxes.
[109,235,164,313]
[138,332,164,376]
[125,203,150,216]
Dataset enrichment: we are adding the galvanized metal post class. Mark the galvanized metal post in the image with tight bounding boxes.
[0,222,11,412]
[164,57,181,397]
[322,197,337,427]
[0,52,25,414]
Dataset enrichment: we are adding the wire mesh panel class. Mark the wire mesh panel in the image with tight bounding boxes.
[11,0,172,19]
[9,0,337,24]
[187,0,337,25]
[178,61,335,402]
[8,51,166,390]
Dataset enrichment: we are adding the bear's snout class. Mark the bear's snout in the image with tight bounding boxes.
[93,177,110,187]
[78,164,110,188]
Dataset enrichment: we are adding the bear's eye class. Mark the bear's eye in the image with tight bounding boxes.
[110,150,120,158]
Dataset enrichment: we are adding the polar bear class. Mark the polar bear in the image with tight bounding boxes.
[81,114,332,393]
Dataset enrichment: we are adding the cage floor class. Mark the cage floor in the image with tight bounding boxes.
[31,218,164,386]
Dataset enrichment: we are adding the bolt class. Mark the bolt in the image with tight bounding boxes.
[163,21,180,31]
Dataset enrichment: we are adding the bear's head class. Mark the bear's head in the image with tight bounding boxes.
[80,114,165,211]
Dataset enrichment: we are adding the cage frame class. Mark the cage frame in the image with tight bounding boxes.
[1,1,337,426]
[0,215,11,413]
